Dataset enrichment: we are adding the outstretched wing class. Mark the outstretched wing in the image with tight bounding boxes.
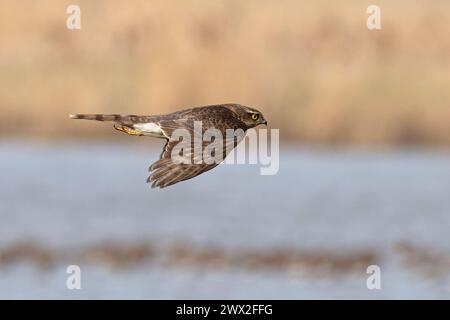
[147,119,245,188]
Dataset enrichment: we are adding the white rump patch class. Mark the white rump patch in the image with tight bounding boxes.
[134,122,163,136]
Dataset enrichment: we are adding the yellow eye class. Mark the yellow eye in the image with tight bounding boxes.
[251,113,259,121]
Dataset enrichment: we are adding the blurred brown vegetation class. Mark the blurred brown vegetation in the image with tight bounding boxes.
[0,240,378,275]
[2,241,450,279]
[1,0,449,146]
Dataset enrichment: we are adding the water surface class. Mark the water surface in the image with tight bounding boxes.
[0,142,449,298]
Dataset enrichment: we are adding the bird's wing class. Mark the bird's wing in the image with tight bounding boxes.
[147,119,246,188]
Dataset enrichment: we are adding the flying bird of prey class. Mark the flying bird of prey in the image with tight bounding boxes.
[70,103,267,188]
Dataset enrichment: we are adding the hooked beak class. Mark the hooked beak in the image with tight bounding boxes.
[261,119,267,125]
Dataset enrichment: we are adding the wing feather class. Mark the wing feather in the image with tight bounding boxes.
[147,117,246,188]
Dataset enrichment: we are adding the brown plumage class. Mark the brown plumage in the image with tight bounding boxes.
[70,103,267,188]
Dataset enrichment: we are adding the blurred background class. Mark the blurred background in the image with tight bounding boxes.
[1,0,450,298]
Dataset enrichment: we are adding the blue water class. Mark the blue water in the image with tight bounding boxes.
[0,141,449,299]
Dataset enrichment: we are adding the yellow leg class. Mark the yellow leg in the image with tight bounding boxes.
[114,124,142,136]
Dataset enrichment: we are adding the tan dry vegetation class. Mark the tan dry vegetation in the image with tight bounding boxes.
[1,0,450,146]
[1,241,449,279]
[0,241,378,275]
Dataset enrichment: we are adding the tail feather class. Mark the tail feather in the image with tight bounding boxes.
[69,114,143,123]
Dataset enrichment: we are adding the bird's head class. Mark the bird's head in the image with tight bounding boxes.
[226,104,267,128]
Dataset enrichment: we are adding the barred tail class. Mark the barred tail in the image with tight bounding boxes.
[69,114,146,123]
[69,114,122,122]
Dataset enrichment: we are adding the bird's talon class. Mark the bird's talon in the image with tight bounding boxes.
[114,125,141,136]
